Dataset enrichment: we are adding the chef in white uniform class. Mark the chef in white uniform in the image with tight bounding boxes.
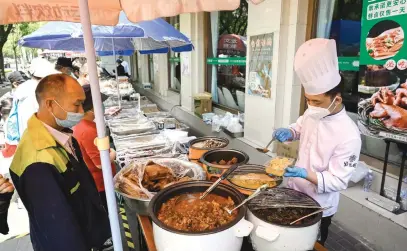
[274,38,361,246]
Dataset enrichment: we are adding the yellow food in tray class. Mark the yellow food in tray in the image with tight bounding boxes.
[229,173,277,190]
[265,157,294,176]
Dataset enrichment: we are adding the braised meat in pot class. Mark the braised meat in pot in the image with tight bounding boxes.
[157,193,237,232]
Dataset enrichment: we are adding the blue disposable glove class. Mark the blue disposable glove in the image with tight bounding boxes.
[273,128,293,142]
[284,167,308,179]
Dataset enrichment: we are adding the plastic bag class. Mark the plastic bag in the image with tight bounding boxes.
[350,161,369,183]
[212,115,222,132]
[202,113,215,125]
[114,158,206,199]
[221,112,234,128]
[226,117,243,133]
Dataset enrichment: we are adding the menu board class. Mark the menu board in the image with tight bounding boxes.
[360,0,406,67]
[358,0,407,142]
[247,33,274,98]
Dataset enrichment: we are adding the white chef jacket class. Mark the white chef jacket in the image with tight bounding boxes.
[288,107,361,217]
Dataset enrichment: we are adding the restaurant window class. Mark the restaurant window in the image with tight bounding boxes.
[206,1,248,112]
[169,16,181,93]
[314,0,363,114]
[314,0,407,168]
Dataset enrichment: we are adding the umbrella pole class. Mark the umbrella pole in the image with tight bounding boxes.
[78,1,123,251]
[112,38,121,108]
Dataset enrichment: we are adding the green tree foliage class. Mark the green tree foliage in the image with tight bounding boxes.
[3,22,41,71]
[219,0,248,36]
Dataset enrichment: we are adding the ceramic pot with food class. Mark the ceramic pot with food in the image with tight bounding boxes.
[148,181,254,251]
[200,149,249,180]
[188,137,229,162]
[247,188,322,251]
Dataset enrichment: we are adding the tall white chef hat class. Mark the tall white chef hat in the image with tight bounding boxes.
[294,38,341,95]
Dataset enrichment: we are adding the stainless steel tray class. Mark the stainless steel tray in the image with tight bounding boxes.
[110,121,156,136]
[113,134,167,151]
[145,112,171,118]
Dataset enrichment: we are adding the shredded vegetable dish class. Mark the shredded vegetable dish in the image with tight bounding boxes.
[157,193,237,232]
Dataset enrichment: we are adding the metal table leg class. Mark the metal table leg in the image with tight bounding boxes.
[396,151,406,203]
[380,141,391,196]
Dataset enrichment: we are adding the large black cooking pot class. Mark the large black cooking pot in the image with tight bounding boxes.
[200,149,249,177]
[148,181,246,235]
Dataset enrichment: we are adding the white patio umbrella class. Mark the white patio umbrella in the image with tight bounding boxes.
[0,1,240,250]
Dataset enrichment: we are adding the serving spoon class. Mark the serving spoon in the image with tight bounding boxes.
[225,184,269,214]
[256,137,275,153]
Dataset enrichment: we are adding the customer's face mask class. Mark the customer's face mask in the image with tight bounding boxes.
[51,100,84,128]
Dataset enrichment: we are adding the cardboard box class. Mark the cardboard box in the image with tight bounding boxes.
[274,141,299,159]
[194,92,212,117]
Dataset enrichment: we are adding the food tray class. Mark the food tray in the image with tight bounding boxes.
[105,108,143,120]
[113,134,167,151]
[141,104,159,114]
[108,116,150,127]
[145,112,171,118]
[224,128,244,138]
[110,121,156,136]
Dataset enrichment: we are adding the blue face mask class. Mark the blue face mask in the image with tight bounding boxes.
[52,100,84,128]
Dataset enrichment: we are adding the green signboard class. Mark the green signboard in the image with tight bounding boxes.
[338,57,360,71]
[360,0,407,66]
[169,57,180,63]
[206,57,246,66]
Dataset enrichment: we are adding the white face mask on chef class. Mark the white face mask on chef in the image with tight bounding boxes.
[304,97,338,121]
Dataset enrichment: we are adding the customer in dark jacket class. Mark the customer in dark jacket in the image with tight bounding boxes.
[9,74,111,251]
[116,59,127,76]
[0,174,13,235]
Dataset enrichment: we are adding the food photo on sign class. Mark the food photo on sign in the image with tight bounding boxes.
[357,0,407,142]
[247,33,273,98]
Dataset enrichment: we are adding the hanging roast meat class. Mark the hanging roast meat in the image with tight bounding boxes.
[370,103,407,129]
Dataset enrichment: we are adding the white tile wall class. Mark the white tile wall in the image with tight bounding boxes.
[244,0,308,145]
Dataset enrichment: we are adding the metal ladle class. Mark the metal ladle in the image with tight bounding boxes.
[289,206,332,225]
[175,164,240,205]
[225,184,269,215]
[256,137,275,153]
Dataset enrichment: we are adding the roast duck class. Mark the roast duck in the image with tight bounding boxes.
[370,83,407,129]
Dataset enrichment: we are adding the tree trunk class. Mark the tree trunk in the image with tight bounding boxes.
[13,46,18,71]
[0,44,4,84]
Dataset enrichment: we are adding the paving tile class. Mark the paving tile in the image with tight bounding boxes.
[324,242,334,251]
[325,239,344,251]
[336,230,360,246]
[337,238,357,251]
[354,243,376,251]
[329,223,344,234]
[327,231,343,242]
